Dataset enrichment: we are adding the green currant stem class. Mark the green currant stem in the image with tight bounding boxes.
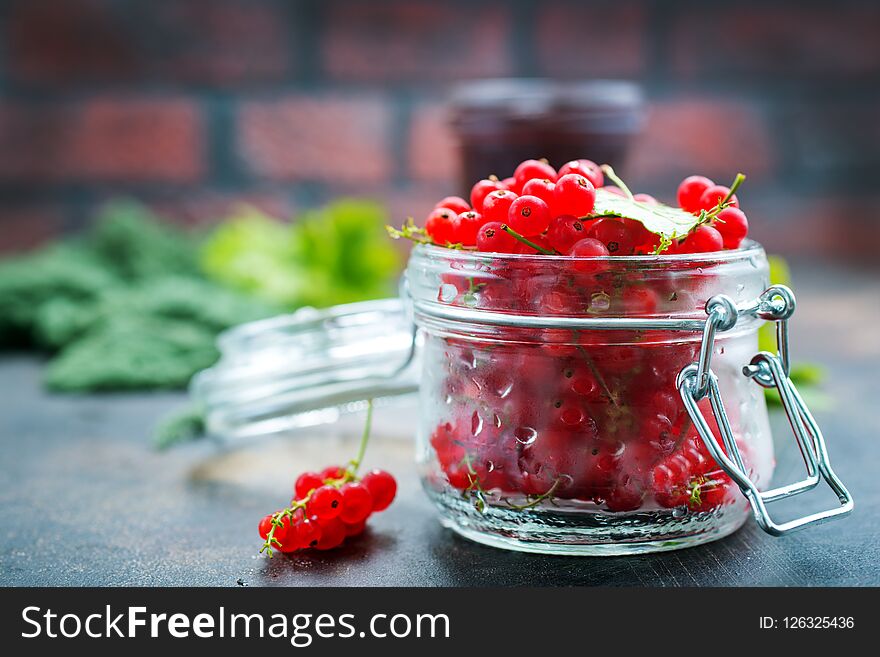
[600,164,634,200]
[460,452,489,514]
[574,341,620,407]
[345,398,374,478]
[700,172,747,226]
[688,475,708,507]
[500,225,557,254]
[386,222,434,245]
[503,477,565,510]
[652,234,674,255]
[722,173,746,204]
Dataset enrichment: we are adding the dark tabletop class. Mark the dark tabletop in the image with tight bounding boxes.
[1,265,878,587]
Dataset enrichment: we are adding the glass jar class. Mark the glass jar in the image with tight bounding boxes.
[406,242,777,555]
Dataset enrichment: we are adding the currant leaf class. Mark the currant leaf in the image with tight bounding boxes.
[591,189,702,239]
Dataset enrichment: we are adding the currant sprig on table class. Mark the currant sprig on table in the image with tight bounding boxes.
[258,400,397,557]
[386,158,750,257]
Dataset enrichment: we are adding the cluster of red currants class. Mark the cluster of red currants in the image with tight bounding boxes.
[258,466,396,555]
[422,158,749,256]
[430,337,737,513]
[674,174,749,253]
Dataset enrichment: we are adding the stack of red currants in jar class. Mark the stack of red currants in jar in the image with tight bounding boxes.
[403,158,761,517]
[421,158,749,256]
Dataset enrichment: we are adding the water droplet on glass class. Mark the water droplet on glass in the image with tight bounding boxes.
[486,460,495,473]
[471,411,483,436]
[457,350,477,369]
[444,394,453,405]
[496,380,514,399]
[590,292,611,312]
[438,283,457,302]
[672,506,687,518]
[493,413,502,428]
[514,426,538,446]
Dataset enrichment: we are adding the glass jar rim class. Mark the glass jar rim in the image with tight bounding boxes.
[411,239,765,265]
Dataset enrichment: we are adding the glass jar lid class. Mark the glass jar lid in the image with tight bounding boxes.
[190,298,419,442]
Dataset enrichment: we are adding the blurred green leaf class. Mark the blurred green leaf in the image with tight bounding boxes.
[0,243,117,346]
[90,200,202,280]
[154,405,206,450]
[759,255,827,407]
[0,201,279,393]
[200,199,401,309]
[44,316,220,392]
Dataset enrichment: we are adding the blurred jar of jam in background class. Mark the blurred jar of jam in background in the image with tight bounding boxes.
[450,79,645,192]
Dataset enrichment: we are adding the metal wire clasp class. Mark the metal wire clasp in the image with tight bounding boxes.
[677,285,853,536]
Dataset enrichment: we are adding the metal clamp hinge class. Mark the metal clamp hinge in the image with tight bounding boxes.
[677,286,853,536]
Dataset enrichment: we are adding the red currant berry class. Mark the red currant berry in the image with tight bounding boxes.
[425,207,458,245]
[292,514,321,549]
[320,465,346,480]
[308,485,343,520]
[570,369,601,399]
[456,210,484,246]
[545,215,586,253]
[694,475,730,510]
[361,469,397,511]
[568,237,610,273]
[339,482,373,524]
[529,234,554,253]
[552,174,596,218]
[482,189,518,224]
[470,178,506,211]
[698,184,738,212]
[558,159,603,188]
[556,400,593,431]
[506,194,551,237]
[680,225,724,253]
[521,177,556,207]
[620,217,654,246]
[568,236,609,258]
[652,461,690,508]
[434,196,470,214]
[677,175,714,213]
[604,473,646,512]
[258,514,274,540]
[713,207,749,249]
[343,519,367,537]
[586,218,637,255]
[294,472,323,499]
[619,285,658,315]
[501,176,518,191]
[274,516,297,552]
[476,221,523,254]
[633,193,658,205]
[647,390,680,419]
[314,517,346,550]
[513,158,557,189]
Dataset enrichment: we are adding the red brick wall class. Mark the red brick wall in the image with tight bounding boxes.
[1,0,878,261]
